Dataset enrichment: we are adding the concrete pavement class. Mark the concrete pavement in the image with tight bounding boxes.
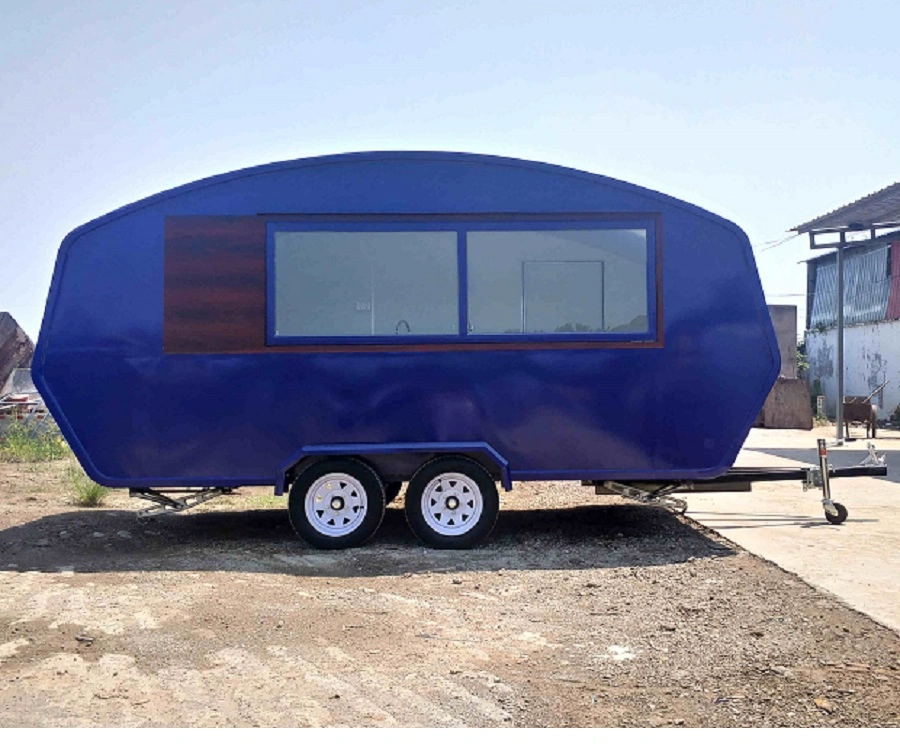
[686,426,900,634]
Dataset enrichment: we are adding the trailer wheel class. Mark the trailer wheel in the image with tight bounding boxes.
[825,502,848,525]
[384,481,403,506]
[405,456,499,549]
[288,458,385,549]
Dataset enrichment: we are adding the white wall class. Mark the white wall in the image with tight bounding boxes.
[805,320,899,419]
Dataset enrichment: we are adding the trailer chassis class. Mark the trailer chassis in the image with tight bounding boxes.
[130,440,886,527]
[589,439,887,525]
[130,487,234,518]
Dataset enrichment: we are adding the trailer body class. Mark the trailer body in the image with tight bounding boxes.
[34,152,780,546]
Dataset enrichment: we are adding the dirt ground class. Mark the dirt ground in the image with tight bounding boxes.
[1,455,899,727]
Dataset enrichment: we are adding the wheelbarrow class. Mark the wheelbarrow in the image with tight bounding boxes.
[843,381,888,440]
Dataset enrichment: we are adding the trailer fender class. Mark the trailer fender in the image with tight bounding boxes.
[275,442,512,496]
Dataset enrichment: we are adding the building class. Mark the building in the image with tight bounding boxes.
[795,183,900,424]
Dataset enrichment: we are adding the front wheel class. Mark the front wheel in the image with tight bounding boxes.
[404,456,499,549]
[825,502,848,525]
[288,458,385,549]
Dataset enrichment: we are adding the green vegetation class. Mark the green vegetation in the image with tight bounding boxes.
[891,404,900,427]
[0,418,69,462]
[810,378,824,417]
[242,493,284,509]
[65,459,109,507]
[1,419,107,506]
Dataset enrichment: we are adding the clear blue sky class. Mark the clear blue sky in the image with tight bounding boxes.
[3,0,899,340]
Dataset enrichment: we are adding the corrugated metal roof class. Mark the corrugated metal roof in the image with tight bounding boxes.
[792,181,900,232]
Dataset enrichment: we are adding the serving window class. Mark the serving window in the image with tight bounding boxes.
[266,217,658,346]
[272,230,458,339]
[466,229,649,336]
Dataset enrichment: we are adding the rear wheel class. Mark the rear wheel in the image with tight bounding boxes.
[405,456,499,549]
[288,458,385,549]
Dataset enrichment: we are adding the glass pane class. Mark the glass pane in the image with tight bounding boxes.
[274,231,458,337]
[467,229,648,335]
[524,261,605,333]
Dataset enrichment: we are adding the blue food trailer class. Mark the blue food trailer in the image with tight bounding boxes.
[34,152,874,550]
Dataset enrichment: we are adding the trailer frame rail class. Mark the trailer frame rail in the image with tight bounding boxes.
[587,439,887,525]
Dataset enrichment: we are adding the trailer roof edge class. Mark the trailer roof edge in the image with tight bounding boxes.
[56,151,749,246]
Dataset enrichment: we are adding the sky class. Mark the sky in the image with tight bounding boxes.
[2,0,899,341]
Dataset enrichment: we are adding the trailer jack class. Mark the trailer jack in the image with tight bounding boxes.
[130,487,234,518]
[599,482,689,514]
[799,439,885,524]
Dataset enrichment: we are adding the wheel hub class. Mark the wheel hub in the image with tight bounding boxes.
[304,473,368,537]
[420,473,484,537]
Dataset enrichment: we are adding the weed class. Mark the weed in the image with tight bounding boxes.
[0,419,69,462]
[65,460,110,507]
[244,493,284,509]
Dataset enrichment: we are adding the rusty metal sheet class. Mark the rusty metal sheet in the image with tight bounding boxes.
[0,312,34,392]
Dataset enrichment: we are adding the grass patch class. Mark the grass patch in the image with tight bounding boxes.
[65,460,110,507]
[0,419,69,462]
[243,493,285,509]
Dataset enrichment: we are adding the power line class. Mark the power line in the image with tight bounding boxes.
[753,234,801,253]
[755,236,790,248]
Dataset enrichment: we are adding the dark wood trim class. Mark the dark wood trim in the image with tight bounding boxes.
[166,339,664,355]
[655,214,664,348]
[163,216,268,353]
[164,214,665,355]
[257,211,661,222]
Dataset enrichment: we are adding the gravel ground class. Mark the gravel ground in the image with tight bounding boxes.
[1,460,899,727]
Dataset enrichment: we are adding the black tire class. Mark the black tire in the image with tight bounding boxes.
[404,456,499,549]
[384,481,403,506]
[825,502,848,525]
[288,457,385,549]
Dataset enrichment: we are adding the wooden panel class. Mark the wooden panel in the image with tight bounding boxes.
[163,214,664,355]
[164,216,267,353]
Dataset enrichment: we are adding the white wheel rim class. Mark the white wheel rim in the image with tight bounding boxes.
[305,473,368,537]
[420,472,483,537]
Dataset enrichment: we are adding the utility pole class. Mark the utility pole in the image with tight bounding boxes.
[835,242,844,445]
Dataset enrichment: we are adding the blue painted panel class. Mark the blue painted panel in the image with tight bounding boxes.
[34,152,779,488]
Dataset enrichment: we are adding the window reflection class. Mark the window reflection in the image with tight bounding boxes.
[467,230,648,335]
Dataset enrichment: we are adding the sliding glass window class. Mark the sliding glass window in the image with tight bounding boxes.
[267,219,656,345]
[467,228,650,336]
[270,228,458,340]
